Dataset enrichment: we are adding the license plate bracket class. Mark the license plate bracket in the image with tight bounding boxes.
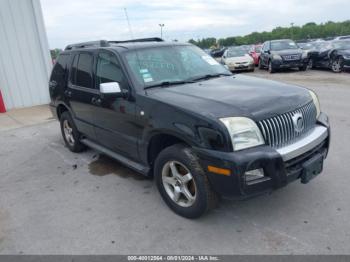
[301,154,324,184]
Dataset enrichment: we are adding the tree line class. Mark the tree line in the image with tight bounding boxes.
[188,20,350,49]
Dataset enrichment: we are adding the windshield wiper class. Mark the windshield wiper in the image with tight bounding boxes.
[190,73,232,82]
[144,80,195,90]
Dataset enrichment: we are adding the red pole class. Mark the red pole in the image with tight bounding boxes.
[0,89,6,113]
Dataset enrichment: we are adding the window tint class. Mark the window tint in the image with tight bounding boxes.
[76,53,93,88]
[51,54,70,82]
[96,52,125,85]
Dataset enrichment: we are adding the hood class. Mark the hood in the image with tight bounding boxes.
[225,55,253,63]
[147,74,312,121]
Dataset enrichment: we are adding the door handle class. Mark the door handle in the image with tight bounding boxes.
[91,97,102,106]
[64,90,72,97]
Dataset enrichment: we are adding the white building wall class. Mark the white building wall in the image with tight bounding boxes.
[0,0,52,110]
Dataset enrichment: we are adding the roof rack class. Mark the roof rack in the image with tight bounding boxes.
[65,40,109,50]
[64,37,164,50]
[109,37,164,44]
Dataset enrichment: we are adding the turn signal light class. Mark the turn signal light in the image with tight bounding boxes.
[207,165,231,176]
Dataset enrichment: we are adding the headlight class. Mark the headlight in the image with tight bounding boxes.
[272,54,282,60]
[302,52,308,59]
[220,117,265,151]
[309,90,320,118]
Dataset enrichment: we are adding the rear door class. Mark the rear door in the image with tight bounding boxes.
[67,51,98,139]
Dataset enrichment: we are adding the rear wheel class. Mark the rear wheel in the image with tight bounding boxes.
[154,144,218,218]
[60,111,86,152]
[331,57,343,73]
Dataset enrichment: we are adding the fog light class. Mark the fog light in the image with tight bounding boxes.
[245,168,264,182]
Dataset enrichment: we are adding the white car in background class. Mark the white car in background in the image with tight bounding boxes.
[221,48,255,72]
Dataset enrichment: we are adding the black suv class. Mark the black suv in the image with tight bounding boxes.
[259,39,309,73]
[49,38,330,218]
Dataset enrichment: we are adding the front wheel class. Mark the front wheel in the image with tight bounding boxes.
[258,58,264,69]
[331,57,343,73]
[268,60,275,73]
[299,64,308,71]
[154,144,218,218]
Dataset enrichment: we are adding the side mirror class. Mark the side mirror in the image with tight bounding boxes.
[99,82,123,96]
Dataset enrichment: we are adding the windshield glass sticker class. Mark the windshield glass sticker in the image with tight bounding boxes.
[202,55,219,65]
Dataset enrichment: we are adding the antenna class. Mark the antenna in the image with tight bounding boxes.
[123,8,146,92]
[124,8,134,40]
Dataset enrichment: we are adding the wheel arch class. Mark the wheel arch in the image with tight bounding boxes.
[146,131,193,169]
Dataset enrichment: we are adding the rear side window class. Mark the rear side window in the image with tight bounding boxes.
[72,53,93,88]
[50,54,70,82]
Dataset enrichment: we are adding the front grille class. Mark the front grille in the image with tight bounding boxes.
[258,102,317,148]
[282,54,300,61]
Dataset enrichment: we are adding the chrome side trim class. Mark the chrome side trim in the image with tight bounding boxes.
[277,125,328,161]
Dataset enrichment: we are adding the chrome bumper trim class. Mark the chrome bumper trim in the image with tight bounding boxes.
[277,125,328,161]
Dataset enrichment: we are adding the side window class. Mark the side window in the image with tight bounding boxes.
[96,52,125,86]
[50,54,70,82]
[75,53,93,88]
[70,54,78,85]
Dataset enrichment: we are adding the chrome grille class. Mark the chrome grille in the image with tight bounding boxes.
[258,102,317,148]
[282,54,300,61]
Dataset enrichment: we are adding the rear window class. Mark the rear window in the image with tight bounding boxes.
[50,54,70,81]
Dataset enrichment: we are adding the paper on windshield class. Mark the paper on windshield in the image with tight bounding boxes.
[202,55,219,65]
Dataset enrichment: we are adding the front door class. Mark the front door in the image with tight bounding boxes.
[92,51,139,160]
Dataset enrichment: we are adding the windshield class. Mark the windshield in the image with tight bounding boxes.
[271,40,298,51]
[124,45,230,88]
[255,46,262,53]
[332,41,350,49]
[226,48,247,57]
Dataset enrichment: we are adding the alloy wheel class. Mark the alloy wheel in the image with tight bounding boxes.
[161,160,197,207]
[63,119,75,146]
[331,58,342,72]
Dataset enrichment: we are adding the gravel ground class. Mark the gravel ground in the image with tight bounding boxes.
[0,69,349,255]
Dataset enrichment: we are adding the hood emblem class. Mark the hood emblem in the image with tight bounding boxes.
[292,112,304,132]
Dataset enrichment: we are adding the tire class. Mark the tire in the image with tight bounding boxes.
[154,144,218,218]
[307,58,314,69]
[268,60,275,73]
[299,64,307,71]
[60,111,86,153]
[258,58,264,69]
[331,57,343,73]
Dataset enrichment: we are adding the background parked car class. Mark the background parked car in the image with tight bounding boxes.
[222,47,255,72]
[259,39,309,73]
[310,40,350,72]
[249,44,262,66]
[210,47,227,62]
[334,35,350,40]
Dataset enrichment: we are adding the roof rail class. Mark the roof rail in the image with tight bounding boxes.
[108,37,164,44]
[64,40,109,50]
[64,37,164,50]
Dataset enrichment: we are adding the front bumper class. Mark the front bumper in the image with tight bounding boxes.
[227,63,255,71]
[194,113,330,199]
[343,57,350,67]
[272,58,308,69]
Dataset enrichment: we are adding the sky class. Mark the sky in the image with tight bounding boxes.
[40,0,350,49]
